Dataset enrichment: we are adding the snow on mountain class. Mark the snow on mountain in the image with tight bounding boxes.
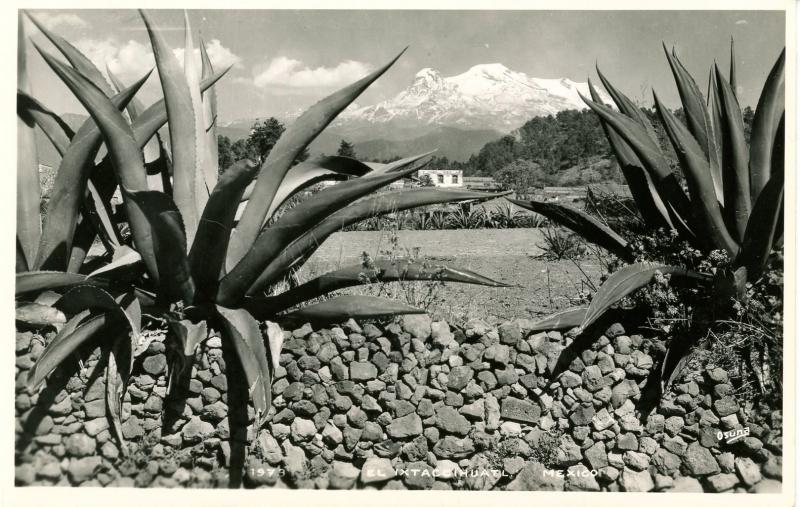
[337,63,611,132]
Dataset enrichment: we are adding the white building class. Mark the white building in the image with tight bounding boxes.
[417,169,463,188]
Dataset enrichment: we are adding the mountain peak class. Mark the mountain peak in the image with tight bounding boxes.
[339,63,612,132]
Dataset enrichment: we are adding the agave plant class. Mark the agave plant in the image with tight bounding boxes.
[512,41,784,388]
[15,10,509,453]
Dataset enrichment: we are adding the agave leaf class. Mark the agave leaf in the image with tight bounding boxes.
[578,263,710,334]
[123,189,195,305]
[26,12,114,95]
[708,66,725,175]
[251,189,505,294]
[579,93,696,238]
[264,321,283,372]
[215,305,272,427]
[165,318,208,393]
[83,180,122,253]
[17,16,41,272]
[106,65,162,163]
[664,46,724,204]
[228,48,407,268]
[182,11,210,214]
[200,36,219,197]
[587,79,672,229]
[15,302,67,328]
[282,295,424,324]
[33,47,153,272]
[140,9,201,246]
[729,38,737,98]
[653,92,738,256]
[17,91,74,156]
[27,311,111,392]
[219,162,425,305]
[714,65,751,242]
[87,245,143,279]
[363,150,437,177]
[34,290,62,306]
[17,238,29,273]
[247,259,510,316]
[509,199,632,261]
[528,306,588,332]
[596,65,660,146]
[15,270,108,295]
[106,322,134,456]
[258,156,374,219]
[131,67,231,149]
[749,49,785,201]
[660,334,695,392]
[55,285,141,341]
[189,160,259,298]
[736,170,783,279]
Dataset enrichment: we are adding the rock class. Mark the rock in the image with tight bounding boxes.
[390,400,416,417]
[64,434,96,457]
[670,476,704,492]
[291,418,317,441]
[83,418,109,437]
[623,451,650,471]
[431,321,455,347]
[15,464,35,485]
[611,380,640,408]
[350,362,378,381]
[713,396,739,417]
[435,406,471,436]
[565,464,600,491]
[620,467,654,492]
[664,416,684,437]
[499,421,522,437]
[435,460,462,480]
[585,442,609,469]
[706,473,739,492]
[734,457,762,486]
[68,456,102,484]
[447,366,474,390]
[592,408,614,431]
[485,395,501,430]
[401,461,435,489]
[556,436,582,466]
[329,461,360,489]
[752,479,782,493]
[142,354,167,376]
[559,371,582,389]
[360,457,395,484]
[499,322,523,345]
[582,365,605,391]
[460,399,484,420]
[570,404,595,426]
[501,397,541,424]
[683,442,720,476]
[616,433,638,451]
[432,436,475,459]
[181,416,215,443]
[401,314,432,340]
[387,414,423,438]
[506,461,564,491]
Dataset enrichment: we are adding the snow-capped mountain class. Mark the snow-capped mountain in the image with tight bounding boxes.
[337,63,610,132]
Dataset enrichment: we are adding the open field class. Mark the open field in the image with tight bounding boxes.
[299,228,606,323]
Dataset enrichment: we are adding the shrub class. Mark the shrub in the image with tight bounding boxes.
[512,41,784,395]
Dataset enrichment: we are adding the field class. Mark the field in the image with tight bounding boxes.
[299,228,605,323]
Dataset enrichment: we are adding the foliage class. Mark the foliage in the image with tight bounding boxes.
[538,226,585,261]
[520,40,784,396]
[15,10,508,452]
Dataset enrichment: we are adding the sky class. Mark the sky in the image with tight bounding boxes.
[21,9,786,123]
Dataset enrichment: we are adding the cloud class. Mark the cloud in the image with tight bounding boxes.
[735,19,748,25]
[173,39,243,71]
[32,12,88,30]
[252,56,372,91]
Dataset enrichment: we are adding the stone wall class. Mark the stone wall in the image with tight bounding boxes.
[14,316,783,491]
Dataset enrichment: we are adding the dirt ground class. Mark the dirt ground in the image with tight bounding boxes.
[299,229,606,324]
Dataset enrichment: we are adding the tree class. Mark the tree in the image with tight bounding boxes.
[418,174,434,187]
[246,117,309,164]
[494,159,549,198]
[337,139,357,158]
[217,135,234,174]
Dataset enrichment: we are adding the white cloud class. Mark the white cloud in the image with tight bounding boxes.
[252,56,372,91]
[173,39,243,71]
[735,19,748,25]
[33,12,88,30]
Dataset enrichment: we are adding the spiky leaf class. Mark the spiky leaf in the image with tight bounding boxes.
[17,15,40,271]
[578,262,710,334]
[15,303,67,328]
[228,48,407,268]
[282,295,424,324]
[529,307,588,332]
[216,305,272,427]
[749,49,785,200]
